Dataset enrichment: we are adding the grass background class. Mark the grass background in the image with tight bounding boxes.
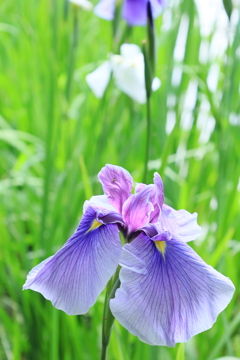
[0,0,240,359]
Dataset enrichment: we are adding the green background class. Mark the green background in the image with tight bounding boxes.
[0,0,239,359]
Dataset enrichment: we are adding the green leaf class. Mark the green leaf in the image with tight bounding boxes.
[222,0,233,19]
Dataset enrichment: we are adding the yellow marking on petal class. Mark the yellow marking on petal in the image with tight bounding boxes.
[155,241,166,259]
[87,219,103,233]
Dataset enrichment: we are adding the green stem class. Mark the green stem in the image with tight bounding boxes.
[143,96,151,183]
[64,0,69,20]
[101,345,107,360]
[101,267,120,360]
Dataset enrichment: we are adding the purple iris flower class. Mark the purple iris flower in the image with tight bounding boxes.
[94,0,164,26]
[23,164,235,346]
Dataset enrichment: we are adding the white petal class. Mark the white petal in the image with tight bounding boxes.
[113,53,146,104]
[120,44,141,59]
[94,0,116,20]
[86,61,112,98]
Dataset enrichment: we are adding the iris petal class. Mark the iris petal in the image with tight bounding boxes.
[86,61,112,98]
[153,172,164,210]
[83,194,116,214]
[98,164,133,213]
[122,185,154,234]
[110,234,235,346]
[135,173,164,223]
[123,0,163,26]
[23,207,121,315]
[94,0,116,20]
[113,51,147,104]
[159,204,201,242]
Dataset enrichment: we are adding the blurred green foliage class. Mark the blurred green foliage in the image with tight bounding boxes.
[0,0,240,359]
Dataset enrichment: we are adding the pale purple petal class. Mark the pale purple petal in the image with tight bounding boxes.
[110,234,235,346]
[158,204,201,242]
[83,195,117,214]
[154,172,164,209]
[98,164,133,213]
[94,0,116,20]
[123,0,163,26]
[23,207,122,315]
[122,185,154,234]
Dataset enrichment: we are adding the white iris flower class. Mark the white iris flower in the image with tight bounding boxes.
[86,44,161,104]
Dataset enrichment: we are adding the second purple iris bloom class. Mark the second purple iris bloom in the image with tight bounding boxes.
[94,0,164,26]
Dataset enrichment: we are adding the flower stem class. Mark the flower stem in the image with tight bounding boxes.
[101,267,120,360]
[143,96,152,183]
[101,345,107,360]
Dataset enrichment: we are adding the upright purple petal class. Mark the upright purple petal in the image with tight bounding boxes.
[111,234,235,346]
[135,173,164,223]
[23,207,122,315]
[94,0,116,20]
[159,204,201,242]
[123,0,163,26]
[148,173,164,223]
[122,185,154,234]
[135,183,146,193]
[153,172,164,209]
[98,164,133,213]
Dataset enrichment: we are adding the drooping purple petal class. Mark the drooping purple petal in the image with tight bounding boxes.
[122,185,154,234]
[98,164,133,213]
[122,0,163,26]
[110,234,235,346]
[94,0,116,20]
[158,204,201,242]
[83,195,125,227]
[23,207,122,315]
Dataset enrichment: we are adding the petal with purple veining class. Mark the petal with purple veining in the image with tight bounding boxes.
[23,207,121,315]
[110,233,235,346]
[159,204,201,242]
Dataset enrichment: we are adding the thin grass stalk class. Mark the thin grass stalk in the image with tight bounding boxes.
[101,267,120,360]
